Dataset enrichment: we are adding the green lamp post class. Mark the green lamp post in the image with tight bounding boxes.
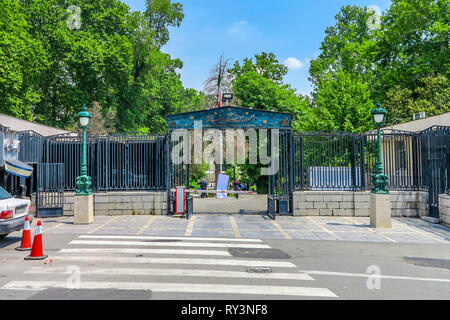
[75,105,92,196]
[371,102,389,194]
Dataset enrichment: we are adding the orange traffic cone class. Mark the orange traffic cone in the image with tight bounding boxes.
[25,220,48,260]
[16,216,32,251]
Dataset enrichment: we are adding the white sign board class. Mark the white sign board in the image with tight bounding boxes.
[216,174,229,199]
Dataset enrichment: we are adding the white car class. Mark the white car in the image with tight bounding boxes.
[0,187,32,239]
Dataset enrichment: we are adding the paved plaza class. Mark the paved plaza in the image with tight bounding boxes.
[15,214,450,244]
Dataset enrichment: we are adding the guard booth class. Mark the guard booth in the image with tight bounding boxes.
[0,128,34,197]
[165,106,295,220]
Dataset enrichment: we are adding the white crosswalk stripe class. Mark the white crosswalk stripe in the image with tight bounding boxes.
[2,234,339,298]
[59,248,232,256]
[79,235,264,242]
[48,255,298,267]
[26,266,315,281]
[2,281,338,297]
[69,240,272,249]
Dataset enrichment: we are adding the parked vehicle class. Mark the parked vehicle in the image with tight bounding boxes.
[0,187,32,240]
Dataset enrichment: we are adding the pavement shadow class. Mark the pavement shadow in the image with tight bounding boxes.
[327,222,371,229]
[0,236,21,248]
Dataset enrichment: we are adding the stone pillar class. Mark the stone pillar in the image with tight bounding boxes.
[370,193,392,229]
[74,194,94,224]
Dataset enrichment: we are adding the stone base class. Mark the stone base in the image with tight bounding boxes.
[370,193,392,228]
[74,194,94,224]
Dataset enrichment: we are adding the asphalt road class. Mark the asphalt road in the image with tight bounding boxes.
[0,228,449,300]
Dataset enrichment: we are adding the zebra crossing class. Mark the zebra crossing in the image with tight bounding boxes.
[2,235,339,299]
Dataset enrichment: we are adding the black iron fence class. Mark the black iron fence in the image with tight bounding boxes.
[42,133,168,192]
[294,128,448,194]
[3,124,449,217]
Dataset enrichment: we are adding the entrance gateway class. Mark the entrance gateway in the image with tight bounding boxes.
[165,106,295,220]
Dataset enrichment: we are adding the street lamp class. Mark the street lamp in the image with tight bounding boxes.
[76,105,92,196]
[371,102,389,194]
[222,93,233,107]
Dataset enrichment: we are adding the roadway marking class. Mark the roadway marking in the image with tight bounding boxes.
[79,235,263,242]
[270,220,292,240]
[59,248,231,256]
[69,240,271,249]
[306,217,343,240]
[26,267,314,281]
[49,255,297,268]
[345,217,398,243]
[184,215,196,237]
[2,281,338,298]
[43,223,64,233]
[229,216,242,238]
[300,270,450,283]
[87,216,120,234]
[136,216,157,235]
[399,224,448,244]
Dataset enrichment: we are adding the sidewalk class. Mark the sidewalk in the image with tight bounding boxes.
[17,214,450,244]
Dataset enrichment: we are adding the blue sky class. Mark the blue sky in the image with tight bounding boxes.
[123,0,391,96]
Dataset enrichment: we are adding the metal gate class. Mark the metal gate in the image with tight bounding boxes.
[167,131,190,216]
[268,129,294,219]
[421,126,450,218]
[36,163,64,218]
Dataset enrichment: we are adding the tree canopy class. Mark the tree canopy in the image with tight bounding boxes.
[0,0,204,134]
[0,0,448,136]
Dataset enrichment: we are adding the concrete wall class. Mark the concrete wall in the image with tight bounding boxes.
[63,191,168,216]
[293,191,429,217]
[439,194,450,227]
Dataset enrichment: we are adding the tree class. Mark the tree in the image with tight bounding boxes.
[306,70,374,133]
[384,75,450,123]
[309,5,377,88]
[6,0,200,135]
[232,71,310,129]
[229,52,288,84]
[376,0,450,97]
[203,54,233,108]
[0,0,47,119]
[307,5,381,133]
[144,0,184,48]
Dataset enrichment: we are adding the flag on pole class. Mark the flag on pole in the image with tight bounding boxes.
[217,68,222,108]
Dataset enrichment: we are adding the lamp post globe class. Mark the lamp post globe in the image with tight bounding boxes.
[76,105,92,196]
[371,102,389,194]
[371,102,387,127]
[77,105,92,129]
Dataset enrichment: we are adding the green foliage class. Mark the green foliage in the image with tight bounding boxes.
[189,163,208,189]
[229,52,288,84]
[309,1,449,131]
[384,75,450,123]
[306,70,374,133]
[0,0,47,119]
[309,5,377,86]
[0,0,203,133]
[376,0,450,96]
[230,52,311,132]
[2,0,448,138]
